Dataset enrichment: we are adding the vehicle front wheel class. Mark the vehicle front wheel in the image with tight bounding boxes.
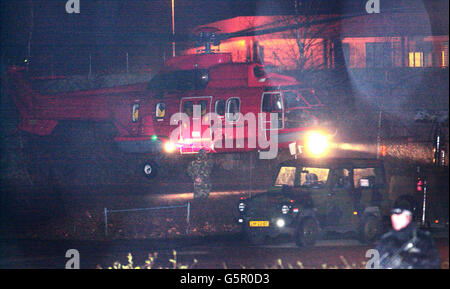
[295,218,319,248]
[359,215,381,244]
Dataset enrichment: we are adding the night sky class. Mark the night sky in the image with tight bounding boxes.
[1,1,293,50]
[0,1,361,67]
[1,0,444,74]
[0,0,292,73]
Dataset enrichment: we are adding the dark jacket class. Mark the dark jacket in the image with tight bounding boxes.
[376,223,441,269]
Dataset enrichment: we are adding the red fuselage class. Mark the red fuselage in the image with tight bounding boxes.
[8,52,323,157]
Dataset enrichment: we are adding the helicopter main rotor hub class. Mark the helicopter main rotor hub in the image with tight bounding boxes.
[195,27,221,54]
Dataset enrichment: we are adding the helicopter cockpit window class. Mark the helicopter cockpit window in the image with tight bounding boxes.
[283,91,308,110]
[283,91,317,128]
[215,99,225,116]
[298,89,320,106]
[156,103,166,118]
[226,98,240,122]
[183,101,194,117]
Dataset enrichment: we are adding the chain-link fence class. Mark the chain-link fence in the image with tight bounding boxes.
[103,203,191,238]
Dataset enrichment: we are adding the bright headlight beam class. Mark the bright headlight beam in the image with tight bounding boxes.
[163,141,176,153]
[305,131,329,157]
[276,218,285,228]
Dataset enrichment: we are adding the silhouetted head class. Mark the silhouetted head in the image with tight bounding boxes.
[197,149,208,160]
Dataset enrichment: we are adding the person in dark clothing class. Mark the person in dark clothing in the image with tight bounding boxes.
[187,149,213,199]
[375,206,441,269]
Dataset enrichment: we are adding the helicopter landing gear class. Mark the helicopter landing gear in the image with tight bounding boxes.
[141,160,158,179]
[137,153,163,181]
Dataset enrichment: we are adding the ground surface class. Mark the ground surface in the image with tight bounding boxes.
[0,185,448,269]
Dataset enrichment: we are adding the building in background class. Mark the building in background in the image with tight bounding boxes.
[185,12,448,71]
[184,4,448,166]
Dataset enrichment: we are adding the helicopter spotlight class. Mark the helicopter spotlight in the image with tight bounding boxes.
[305,131,330,157]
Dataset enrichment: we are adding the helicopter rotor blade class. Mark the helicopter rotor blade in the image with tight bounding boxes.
[218,13,366,40]
[4,13,366,48]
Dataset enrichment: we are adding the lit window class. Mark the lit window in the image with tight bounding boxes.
[300,168,329,188]
[275,167,296,187]
[442,41,449,68]
[155,103,165,118]
[409,52,424,67]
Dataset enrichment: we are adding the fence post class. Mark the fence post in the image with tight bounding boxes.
[88,53,93,79]
[126,52,129,79]
[186,202,191,235]
[103,204,190,237]
[104,207,108,237]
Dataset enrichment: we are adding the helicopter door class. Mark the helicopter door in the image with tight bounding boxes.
[261,92,284,132]
[180,96,212,153]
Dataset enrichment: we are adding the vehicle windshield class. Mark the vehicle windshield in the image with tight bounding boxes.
[274,166,329,188]
[353,167,386,188]
[274,166,296,187]
[300,167,329,188]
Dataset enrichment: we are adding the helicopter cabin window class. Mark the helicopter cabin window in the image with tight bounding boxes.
[198,100,208,116]
[183,101,194,117]
[262,93,284,129]
[226,98,240,122]
[155,103,165,119]
[215,99,225,116]
[300,167,329,188]
[262,93,283,112]
[275,167,296,187]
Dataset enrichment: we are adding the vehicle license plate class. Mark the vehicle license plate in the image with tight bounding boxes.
[249,221,269,227]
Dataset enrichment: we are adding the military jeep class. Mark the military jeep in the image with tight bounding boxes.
[237,158,392,247]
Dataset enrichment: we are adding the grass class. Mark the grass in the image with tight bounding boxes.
[98,251,372,269]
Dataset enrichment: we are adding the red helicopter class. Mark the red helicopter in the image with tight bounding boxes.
[6,18,346,180]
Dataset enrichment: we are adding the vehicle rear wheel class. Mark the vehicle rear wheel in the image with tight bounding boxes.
[295,218,319,248]
[359,215,381,244]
